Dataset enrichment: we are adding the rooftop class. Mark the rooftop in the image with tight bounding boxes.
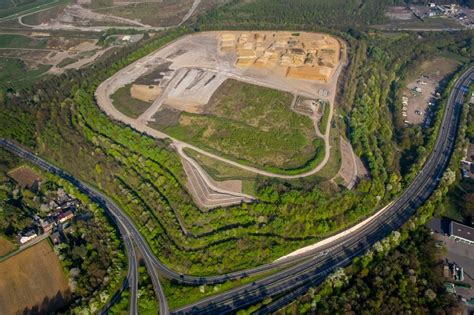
[450,221,474,242]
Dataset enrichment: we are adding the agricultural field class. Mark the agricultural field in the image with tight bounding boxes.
[0,236,15,256]
[0,240,70,314]
[161,79,321,170]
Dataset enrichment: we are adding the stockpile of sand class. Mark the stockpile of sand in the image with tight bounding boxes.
[219,31,341,83]
[131,84,161,102]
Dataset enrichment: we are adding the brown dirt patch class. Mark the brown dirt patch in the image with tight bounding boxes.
[130,84,160,102]
[0,236,15,256]
[0,240,70,314]
[7,165,41,188]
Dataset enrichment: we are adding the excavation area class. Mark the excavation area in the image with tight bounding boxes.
[98,31,345,207]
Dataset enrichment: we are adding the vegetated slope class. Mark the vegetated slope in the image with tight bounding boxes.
[0,28,472,277]
[0,240,71,314]
[163,79,322,171]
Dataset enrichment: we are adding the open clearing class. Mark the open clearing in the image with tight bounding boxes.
[0,33,115,83]
[111,83,152,118]
[403,57,459,126]
[97,31,347,207]
[0,236,15,256]
[161,79,320,170]
[0,240,70,314]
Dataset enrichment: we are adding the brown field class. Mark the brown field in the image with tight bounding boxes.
[0,236,15,256]
[0,240,71,314]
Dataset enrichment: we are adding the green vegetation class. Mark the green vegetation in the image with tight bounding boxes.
[318,102,330,134]
[0,148,127,313]
[196,0,391,31]
[0,57,51,88]
[110,83,152,119]
[279,228,459,314]
[160,79,323,172]
[137,264,159,314]
[0,0,57,19]
[0,34,47,49]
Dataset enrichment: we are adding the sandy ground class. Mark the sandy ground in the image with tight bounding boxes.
[96,31,349,207]
[0,240,70,314]
[131,84,161,102]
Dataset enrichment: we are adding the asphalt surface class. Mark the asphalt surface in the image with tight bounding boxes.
[0,67,471,314]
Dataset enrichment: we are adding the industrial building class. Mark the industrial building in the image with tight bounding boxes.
[449,221,474,245]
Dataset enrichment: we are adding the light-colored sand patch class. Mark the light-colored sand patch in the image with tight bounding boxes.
[219,31,341,83]
[131,84,161,102]
[164,68,227,113]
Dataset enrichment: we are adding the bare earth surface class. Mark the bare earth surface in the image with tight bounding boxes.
[96,31,349,206]
[0,240,70,314]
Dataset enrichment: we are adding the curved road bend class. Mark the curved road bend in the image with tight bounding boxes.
[172,67,473,314]
[0,67,471,313]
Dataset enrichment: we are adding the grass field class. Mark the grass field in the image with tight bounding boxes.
[0,34,48,49]
[0,236,15,256]
[0,240,70,314]
[0,57,51,88]
[111,83,152,119]
[162,79,321,171]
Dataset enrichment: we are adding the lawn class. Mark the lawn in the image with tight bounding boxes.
[0,240,70,314]
[162,79,322,172]
[111,83,152,119]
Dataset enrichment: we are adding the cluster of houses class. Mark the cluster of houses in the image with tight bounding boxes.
[7,165,77,246]
[18,188,77,245]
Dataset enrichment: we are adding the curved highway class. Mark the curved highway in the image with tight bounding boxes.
[1,66,471,313]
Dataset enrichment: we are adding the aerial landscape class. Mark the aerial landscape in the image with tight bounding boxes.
[0,0,473,314]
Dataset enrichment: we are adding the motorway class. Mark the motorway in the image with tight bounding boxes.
[0,66,471,314]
